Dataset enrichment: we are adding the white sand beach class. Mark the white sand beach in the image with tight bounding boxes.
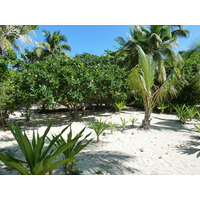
[0,107,200,175]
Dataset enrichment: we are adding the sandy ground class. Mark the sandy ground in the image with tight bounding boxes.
[0,107,200,175]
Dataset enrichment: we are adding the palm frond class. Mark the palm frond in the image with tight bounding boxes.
[61,44,71,51]
[115,36,127,45]
[137,46,155,92]
[152,65,184,103]
[172,26,190,38]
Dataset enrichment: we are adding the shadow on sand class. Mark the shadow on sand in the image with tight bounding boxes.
[177,134,200,158]
[74,150,138,175]
[0,143,139,175]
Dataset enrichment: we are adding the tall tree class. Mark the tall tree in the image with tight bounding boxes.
[34,30,71,59]
[115,25,189,84]
[0,25,37,55]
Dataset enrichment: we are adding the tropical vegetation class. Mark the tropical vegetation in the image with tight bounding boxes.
[0,25,200,174]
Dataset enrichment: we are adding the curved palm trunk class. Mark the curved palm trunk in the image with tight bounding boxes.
[140,97,152,130]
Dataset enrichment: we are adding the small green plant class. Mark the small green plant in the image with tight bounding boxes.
[48,124,93,175]
[63,160,84,175]
[120,117,128,131]
[108,122,117,134]
[174,105,190,123]
[157,102,169,114]
[0,123,76,175]
[187,107,197,121]
[195,124,200,132]
[130,116,137,126]
[174,105,197,123]
[197,112,200,120]
[114,101,126,111]
[168,103,175,113]
[90,118,108,142]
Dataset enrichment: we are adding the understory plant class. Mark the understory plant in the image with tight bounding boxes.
[174,105,197,123]
[0,123,76,175]
[114,101,126,111]
[90,118,108,142]
[195,124,200,132]
[157,102,169,114]
[48,124,93,175]
[197,112,200,120]
[188,107,197,121]
[130,116,137,126]
[120,117,129,131]
[108,122,117,134]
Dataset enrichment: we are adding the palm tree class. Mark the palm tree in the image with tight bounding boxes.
[115,25,189,84]
[0,25,37,55]
[34,30,72,59]
[188,38,200,92]
[128,46,183,130]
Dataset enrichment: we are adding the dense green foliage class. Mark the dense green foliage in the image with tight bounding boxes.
[172,50,200,106]
[0,25,199,131]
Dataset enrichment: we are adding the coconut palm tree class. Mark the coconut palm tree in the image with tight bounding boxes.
[128,46,183,130]
[34,30,72,59]
[188,38,200,92]
[115,25,189,84]
[0,25,37,55]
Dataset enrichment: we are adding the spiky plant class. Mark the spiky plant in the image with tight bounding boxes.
[114,101,126,111]
[90,118,108,142]
[48,124,93,174]
[130,116,137,126]
[120,117,129,131]
[157,102,169,114]
[0,123,76,175]
[108,122,117,134]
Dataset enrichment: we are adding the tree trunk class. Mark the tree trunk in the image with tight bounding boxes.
[81,103,86,116]
[25,106,31,121]
[140,112,151,130]
[139,98,152,130]
[0,112,6,131]
[41,103,46,112]
[49,170,53,175]
[97,135,100,142]
[69,103,79,120]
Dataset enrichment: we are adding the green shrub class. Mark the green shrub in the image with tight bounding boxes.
[174,105,189,123]
[90,118,108,142]
[174,105,196,123]
[0,123,76,175]
[48,124,93,174]
[187,107,197,121]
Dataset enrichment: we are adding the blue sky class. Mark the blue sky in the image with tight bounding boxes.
[26,25,200,57]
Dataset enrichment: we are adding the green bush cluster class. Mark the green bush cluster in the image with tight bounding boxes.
[174,104,197,123]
